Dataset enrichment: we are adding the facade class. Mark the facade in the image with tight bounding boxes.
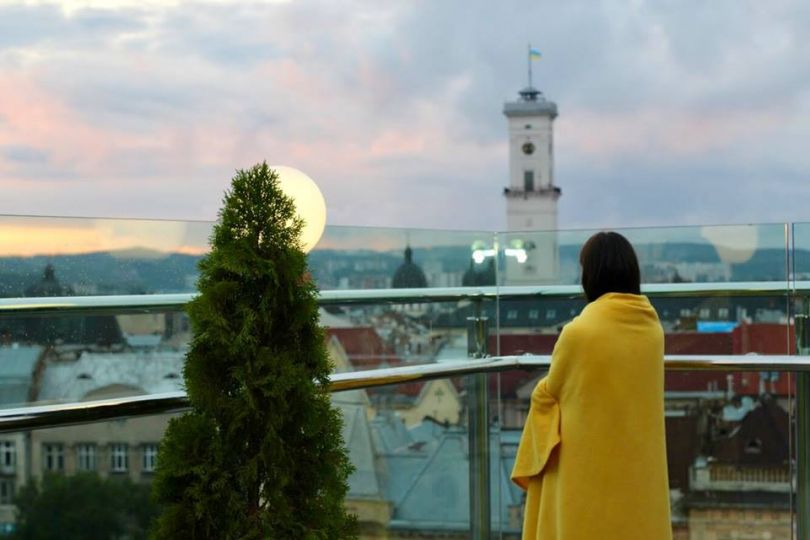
[503,86,560,285]
[0,434,25,533]
[29,416,172,484]
[27,349,183,486]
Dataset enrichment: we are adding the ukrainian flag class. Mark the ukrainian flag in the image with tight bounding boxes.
[529,47,542,60]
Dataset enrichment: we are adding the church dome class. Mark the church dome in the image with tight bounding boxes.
[392,247,427,289]
[25,264,72,297]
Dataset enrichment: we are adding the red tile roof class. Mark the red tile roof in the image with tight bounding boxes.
[325,327,401,370]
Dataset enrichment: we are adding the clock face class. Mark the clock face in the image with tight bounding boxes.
[522,142,535,155]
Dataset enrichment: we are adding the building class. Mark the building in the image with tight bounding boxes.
[502,85,560,285]
[684,397,791,540]
[26,350,184,485]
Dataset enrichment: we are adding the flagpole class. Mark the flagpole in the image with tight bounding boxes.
[527,43,533,88]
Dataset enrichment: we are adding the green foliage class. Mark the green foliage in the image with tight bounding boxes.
[152,163,356,539]
[12,473,157,540]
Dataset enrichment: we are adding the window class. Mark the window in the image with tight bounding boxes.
[76,444,97,472]
[546,309,556,320]
[0,479,14,505]
[0,442,15,474]
[745,438,763,455]
[110,444,128,473]
[718,307,730,319]
[43,444,64,472]
[506,310,518,320]
[523,170,534,191]
[142,444,158,473]
[680,308,692,317]
[528,309,539,320]
[699,308,711,319]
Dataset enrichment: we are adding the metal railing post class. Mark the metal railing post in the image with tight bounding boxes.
[467,301,491,539]
[796,308,810,539]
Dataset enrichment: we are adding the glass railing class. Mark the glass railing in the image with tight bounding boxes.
[0,216,807,538]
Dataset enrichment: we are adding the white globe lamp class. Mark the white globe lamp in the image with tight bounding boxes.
[700,225,758,265]
[272,166,327,253]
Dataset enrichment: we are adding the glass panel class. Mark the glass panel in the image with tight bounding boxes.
[664,315,793,540]
[792,222,810,283]
[0,215,211,296]
[313,226,496,290]
[0,218,498,408]
[0,216,801,536]
[792,221,810,539]
[498,223,788,286]
[0,217,497,295]
[0,308,188,409]
[496,223,792,538]
[0,375,480,538]
[338,376,472,537]
[491,370,533,536]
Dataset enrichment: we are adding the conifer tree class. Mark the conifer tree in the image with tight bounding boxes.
[152,163,357,539]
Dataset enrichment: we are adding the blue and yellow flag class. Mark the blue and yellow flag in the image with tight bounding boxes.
[529,47,542,60]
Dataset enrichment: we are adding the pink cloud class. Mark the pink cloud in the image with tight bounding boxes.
[561,106,787,163]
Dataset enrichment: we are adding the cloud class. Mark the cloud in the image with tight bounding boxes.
[2,145,49,165]
[0,0,809,234]
[0,3,147,49]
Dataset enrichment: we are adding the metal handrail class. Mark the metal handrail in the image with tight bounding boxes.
[0,353,806,433]
[0,281,805,317]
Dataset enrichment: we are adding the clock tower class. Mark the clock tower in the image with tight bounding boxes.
[503,85,560,284]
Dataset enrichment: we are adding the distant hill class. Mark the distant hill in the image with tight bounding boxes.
[0,242,800,298]
[0,250,202,297]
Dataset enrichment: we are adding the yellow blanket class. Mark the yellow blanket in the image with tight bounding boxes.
[512,293,672,540]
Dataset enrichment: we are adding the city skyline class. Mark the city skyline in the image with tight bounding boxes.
[1,1,809,232]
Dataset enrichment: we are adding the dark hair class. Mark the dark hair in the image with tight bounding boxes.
[579,231,641,302]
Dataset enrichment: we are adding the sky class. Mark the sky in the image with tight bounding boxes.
[1,0,810,234]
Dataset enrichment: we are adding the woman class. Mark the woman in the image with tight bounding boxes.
[512,231,672,539]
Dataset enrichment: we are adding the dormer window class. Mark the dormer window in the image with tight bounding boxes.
[745,438,763,454]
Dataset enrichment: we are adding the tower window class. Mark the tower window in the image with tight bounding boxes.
[524,171,534,191]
